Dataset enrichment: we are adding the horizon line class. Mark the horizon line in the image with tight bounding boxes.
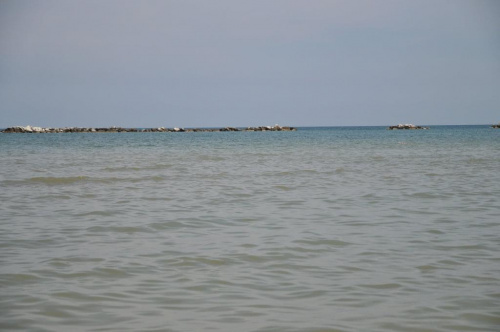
[1,123,498,130]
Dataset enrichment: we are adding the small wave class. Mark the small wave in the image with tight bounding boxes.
[75,210,117,217]
[425,172,441,177]
[465,158,489,164]
[4,175,167,186]
[46,257,104,267]
[426,229,444,234]
[36,194,72,200]
[407,192,453,199]
[262,169,319,177]
[359,283,402,289]
[460,313,500,325]
[169,256,232,267]
[28,176,89,185]
[437,259,465,266]
[273,185,293,191]
[0,273,44,284]
[434,244,487,251]
[416,264,439,272]
[270,289,328,300]
[38,268,132,280]
[239,243,258,248]
[149,221,186,230]
[142,197,173,201]
[229,253,288,264]
[99,175,166,183]
[87,226,152,234]
[198,155,226,161]
[281,245,331,254]
[37,307,75,319]
[102,164,173,172]
[52,291,116,302]
[93,267,130,278]
[294,239,351,247]
[103,166,142,172]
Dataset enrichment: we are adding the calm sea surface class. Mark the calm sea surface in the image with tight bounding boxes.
[1,126,499,332]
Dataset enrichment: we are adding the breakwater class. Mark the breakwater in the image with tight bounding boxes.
[387,124,429,130]
[2,125,296,133]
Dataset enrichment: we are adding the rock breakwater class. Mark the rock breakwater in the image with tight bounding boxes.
[388,124,429,130]
[2,125,297,133]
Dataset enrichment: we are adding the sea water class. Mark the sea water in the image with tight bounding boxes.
[1,126,499,332]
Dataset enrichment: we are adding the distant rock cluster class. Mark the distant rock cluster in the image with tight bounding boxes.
[1,125,297,133]
[387,124,429,130]
[492,123,500,128]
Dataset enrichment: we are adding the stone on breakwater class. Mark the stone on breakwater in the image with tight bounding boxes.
[491,123,500,128]
[2,124,297,133]
[387,124,429,130]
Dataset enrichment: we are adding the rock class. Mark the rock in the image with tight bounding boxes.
[241,125,296,131]
[221,127,239,132]
[388,124,428,130]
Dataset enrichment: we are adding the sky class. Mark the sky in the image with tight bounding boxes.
[1,0,499,128]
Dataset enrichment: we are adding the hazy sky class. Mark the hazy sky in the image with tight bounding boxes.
[1,0,499,127]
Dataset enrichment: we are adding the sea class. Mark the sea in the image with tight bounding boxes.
[1,125,499,332]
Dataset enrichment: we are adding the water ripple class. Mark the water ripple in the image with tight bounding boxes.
[1,127,499,331]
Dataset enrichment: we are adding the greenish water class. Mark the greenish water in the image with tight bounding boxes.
[1,126,499,331]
